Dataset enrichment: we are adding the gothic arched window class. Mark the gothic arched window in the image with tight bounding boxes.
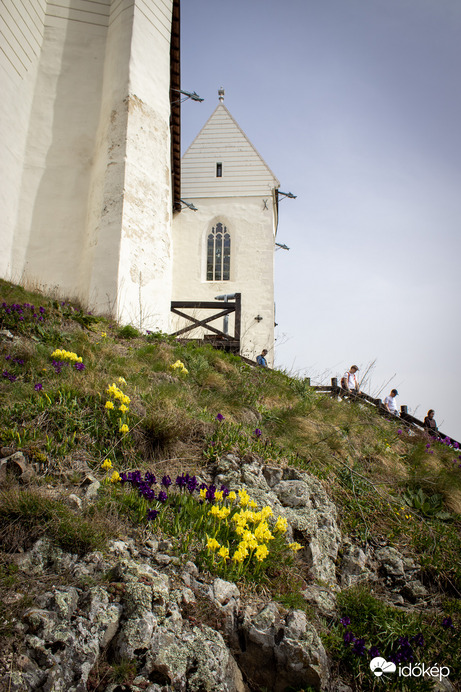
[206,222,230,281]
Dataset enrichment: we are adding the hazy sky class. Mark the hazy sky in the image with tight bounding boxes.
[180,0,461,440]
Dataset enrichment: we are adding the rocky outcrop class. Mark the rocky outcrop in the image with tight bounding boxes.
[1,456,439,691]
[212,455,342,584]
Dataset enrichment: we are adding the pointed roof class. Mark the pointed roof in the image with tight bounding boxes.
[181,98,280,198]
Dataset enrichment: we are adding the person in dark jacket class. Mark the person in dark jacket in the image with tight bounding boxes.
[424,409,438,437]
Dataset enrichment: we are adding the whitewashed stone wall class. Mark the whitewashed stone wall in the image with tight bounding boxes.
[1,0,174,331]
[0,0,47,279]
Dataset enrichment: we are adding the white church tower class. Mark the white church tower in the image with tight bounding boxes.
[172,89,281,366]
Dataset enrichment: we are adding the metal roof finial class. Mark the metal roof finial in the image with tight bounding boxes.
[218,87,225,103]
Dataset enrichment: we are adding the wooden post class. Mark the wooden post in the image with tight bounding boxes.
[304,377,311,387]
[234,292,241,345]
[331,377,338,398]
[401,405,408,415]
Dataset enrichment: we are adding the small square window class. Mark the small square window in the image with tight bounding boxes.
[216,162,222,177]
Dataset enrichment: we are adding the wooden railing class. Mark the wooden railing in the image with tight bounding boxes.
[170,293,241,354]
[309,377,461,449]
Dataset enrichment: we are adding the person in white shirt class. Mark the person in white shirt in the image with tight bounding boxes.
[341,365,360,393]
[384,389,399,415]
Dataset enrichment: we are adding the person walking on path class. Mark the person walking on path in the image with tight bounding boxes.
[341,365,360,394]
[384,389,399,416]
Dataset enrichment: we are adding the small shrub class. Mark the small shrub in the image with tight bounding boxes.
[0,489,109,554]
[117,325,140,339]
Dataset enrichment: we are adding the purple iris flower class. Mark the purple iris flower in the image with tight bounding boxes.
[141,487,156,501]
[254,428,262,437]
[39,306,46,314]
[175,474,187,489]
[206,485,216,502]
[368,646,380,658]
[216,413,225,421]
[352,638,366,656]
[157,491,168,504]
[161,475,172,488]
[411,633,424,647]
[34,383,43,391]
[147,509,159,520]
[187,476,199,493]
[220,485,230,498]
[442,617,454,629]
[144,471,156,485]
[340,617,351,627]
[343,631,354,645]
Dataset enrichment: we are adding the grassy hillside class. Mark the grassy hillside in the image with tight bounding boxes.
[1,278,460,688]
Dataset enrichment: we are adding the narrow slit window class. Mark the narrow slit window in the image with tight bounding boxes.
[216,162,222,177]
[206,223,230,281]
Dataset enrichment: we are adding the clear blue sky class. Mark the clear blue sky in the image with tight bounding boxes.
[180,0,461,440]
